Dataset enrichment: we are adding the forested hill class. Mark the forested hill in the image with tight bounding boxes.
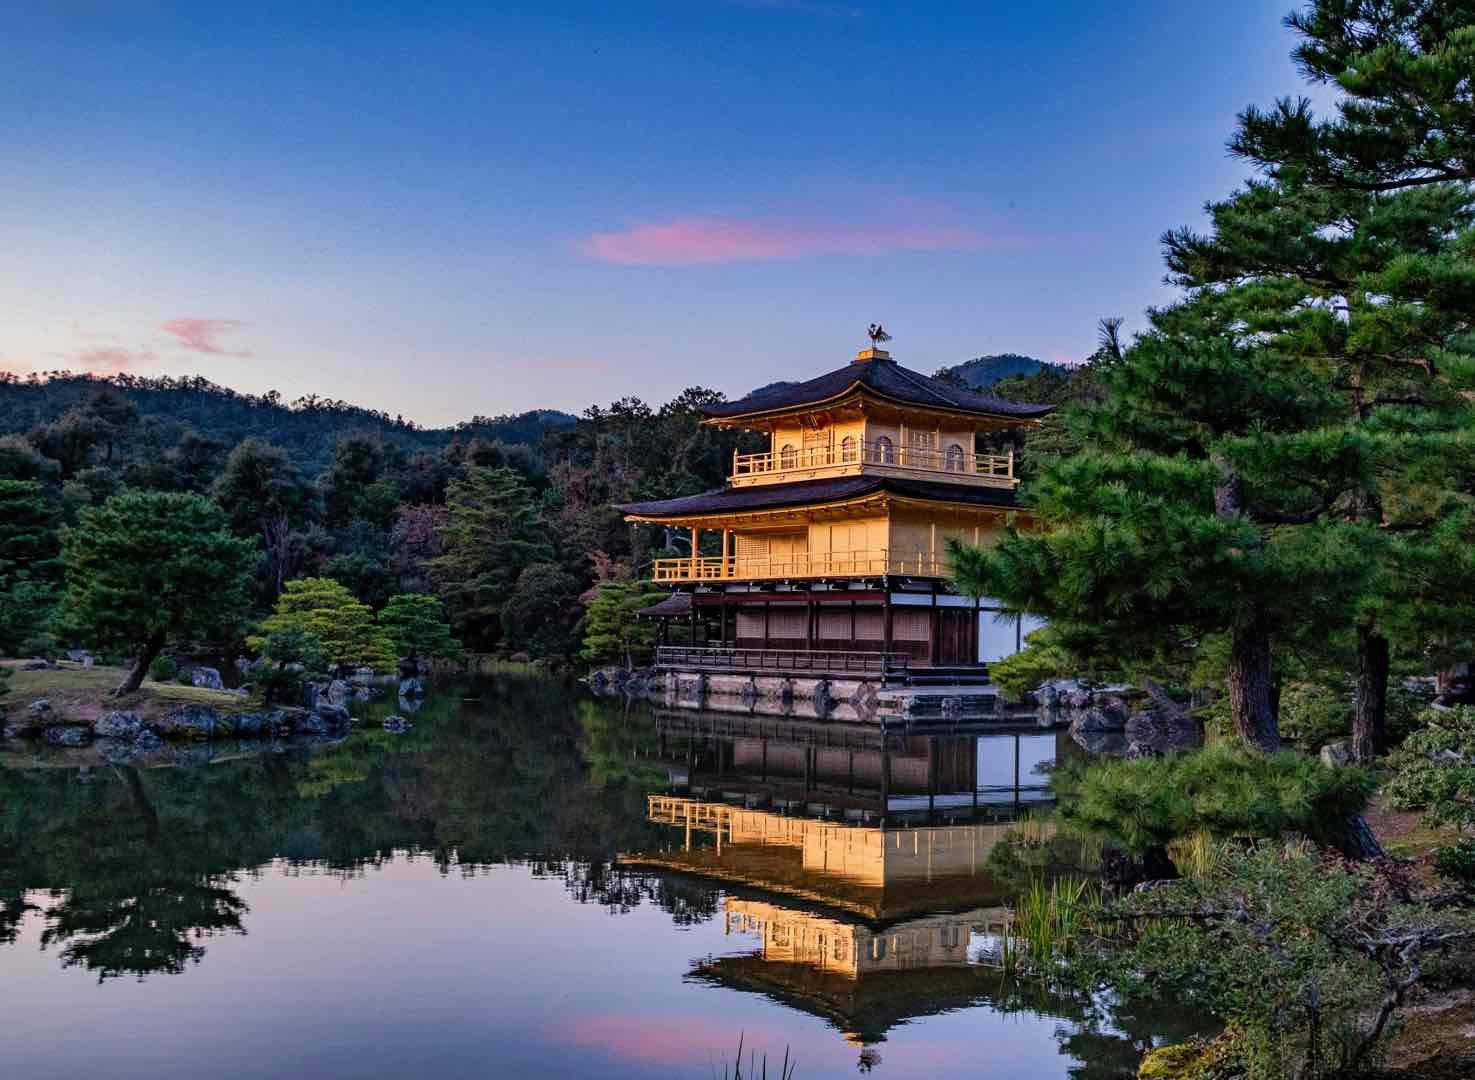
[0,372,575,474]
[937,353,1056,388]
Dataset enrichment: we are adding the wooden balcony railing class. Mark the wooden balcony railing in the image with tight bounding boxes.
[731,440,1015,487]
[656,645,910,678]
[651,549,947,582]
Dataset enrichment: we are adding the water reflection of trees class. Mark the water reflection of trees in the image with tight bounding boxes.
[0,674,705,980]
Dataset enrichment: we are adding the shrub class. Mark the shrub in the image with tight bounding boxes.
[1384,706,1475,832]
[1278,681,1351,750]
[987,628,1076,701]
[1054,744,1378,857]
[1434,838,1475,885]
[147,656,178,682]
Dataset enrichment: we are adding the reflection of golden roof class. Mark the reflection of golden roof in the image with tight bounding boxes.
[619,796,1051,920]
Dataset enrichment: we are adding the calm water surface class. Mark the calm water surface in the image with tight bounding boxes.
[0,676,1195,1079]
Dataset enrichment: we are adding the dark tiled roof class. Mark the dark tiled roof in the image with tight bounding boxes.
[617,475,1019,519]
[636,592,693,618]
[703,358,1056,421]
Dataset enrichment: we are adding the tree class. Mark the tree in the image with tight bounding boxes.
[250,577,394,673]
[56,491,257,694]
[251,628,327,706]
[502,562,581,659]
[379,593,464,665]
[319,435,402,530]
[0,480,62,655]
[1150,0,1475,761]
[213,438,316,597]
[951,323,1365,751]
[580,580,666,667]
[0,434,59,483]
[431,466,541,650]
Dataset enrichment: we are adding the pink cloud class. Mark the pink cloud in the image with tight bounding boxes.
[160,317,252,357]
[582,215,1037,266]
[77,345,153,373]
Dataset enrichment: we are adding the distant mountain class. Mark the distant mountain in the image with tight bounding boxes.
[0,372,577,475]
[937,353,1057,389]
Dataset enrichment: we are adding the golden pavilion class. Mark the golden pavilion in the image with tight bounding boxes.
[617,338,1054,669]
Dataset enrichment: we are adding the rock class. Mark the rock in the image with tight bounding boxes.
[396,693,422,714]
[42,725,92,747]
[96,731,168,764]
[325,679,351,704]
[190,667,225,691]
[382,715,411,733]
[82,655,94,669]
[1320,740,1354,768]
[234,656,254,673]
[349,666,377,685]
[3,717,41,739]
[398,676,425,699]
[509,651,531,664]
[353,685,382,701]
[93,711,147,739]
[65,649,91,663]
[28,699,53,716]
[151,705,218,740]
[22,659,53,671]
[1125,708,1204,757]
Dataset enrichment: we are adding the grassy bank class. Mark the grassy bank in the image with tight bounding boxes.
[0,659,259,723]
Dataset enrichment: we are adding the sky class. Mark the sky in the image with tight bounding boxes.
[2,0,1315,426]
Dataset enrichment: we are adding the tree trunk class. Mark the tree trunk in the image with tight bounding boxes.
[114,631,166,696]
[1228,616,1281,753]
[1353,624,1390,763]
[1213,455,1281,753]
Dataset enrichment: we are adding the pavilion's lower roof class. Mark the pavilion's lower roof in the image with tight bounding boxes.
[617,475,1019,521]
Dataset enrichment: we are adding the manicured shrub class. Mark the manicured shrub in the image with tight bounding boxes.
[1434,838,1475,885]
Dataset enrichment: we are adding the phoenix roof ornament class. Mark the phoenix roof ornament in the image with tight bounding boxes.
[867,323,892,346]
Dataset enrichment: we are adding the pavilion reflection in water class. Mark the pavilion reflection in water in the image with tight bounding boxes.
[617,717,1080,1059]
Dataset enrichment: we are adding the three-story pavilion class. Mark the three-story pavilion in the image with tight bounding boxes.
[617,341,1053,669]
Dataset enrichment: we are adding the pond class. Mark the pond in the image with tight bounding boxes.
[0,675,1199,1079]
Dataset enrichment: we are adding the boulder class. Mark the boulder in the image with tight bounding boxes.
[509,651,531,664]
[325,679,352,704]
[1125,709,1204,757]
[28,699,53,716]
[349,666,378,685]
[22,659,53,671]
[151,705,218,740]
[353,685,382,701]
[43,725,92,747]
[1320,740,1354,768]
[382,715,412,733]
[398,676,425,699]
[65,649,91,664]
[93,711,147,740]
[396,693,422,714]
[190,667,225,691]
[96,731,168,764]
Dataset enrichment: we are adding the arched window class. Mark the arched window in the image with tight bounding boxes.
[779,443,797,469]
[840,435,857,463]
[874,435,895,464]
[945,443,965,472]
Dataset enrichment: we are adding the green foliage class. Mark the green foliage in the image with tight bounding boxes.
[1054,745,1378,857]
[1277,681,1353,750]
[55,491,257,679]
[252,628,328,705]
[379,593,463,664]
[430,466,542,650]
[251,577,395,672]
[1434,837,1475,885]
[502,562,581,659]
[579,580,666,667]
[987,627,1078,701]
[1073,844,1475,1079]
[147,656,178,682]
[1384,706,1475,833]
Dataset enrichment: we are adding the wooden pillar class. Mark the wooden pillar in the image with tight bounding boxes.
[883,590,893,656]
[929,591,940,666]
[690,526,699,577]
[722,529,731,578]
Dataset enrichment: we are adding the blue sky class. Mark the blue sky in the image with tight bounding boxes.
[2,1,1310,424]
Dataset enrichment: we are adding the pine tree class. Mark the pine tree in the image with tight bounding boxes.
[0,479,62,655]
[250,577,395,673]
[1158,0,1475,759]
[56,491,257,694]
[379,593,464,665]
[431,466,542,650]
[580,581,666,668]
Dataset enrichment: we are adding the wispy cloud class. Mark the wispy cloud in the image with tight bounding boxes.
[583,214,1038,266]
[160,317,252,357]
[76,345,154,373]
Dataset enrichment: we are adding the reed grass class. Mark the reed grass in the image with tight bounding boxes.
[713,1034,795,1080]
[1009,876,1098,971]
